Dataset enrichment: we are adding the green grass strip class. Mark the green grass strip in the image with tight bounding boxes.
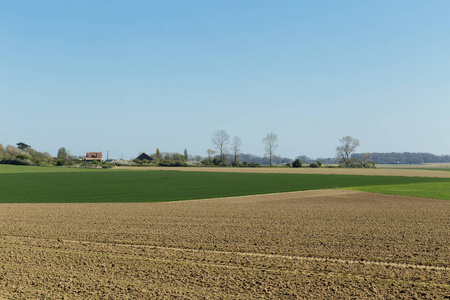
[344,182,450,200]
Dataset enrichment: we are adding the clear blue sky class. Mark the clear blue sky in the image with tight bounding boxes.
[1,1,449,159]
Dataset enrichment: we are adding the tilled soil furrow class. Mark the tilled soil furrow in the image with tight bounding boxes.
[1,243,449,299]
[0,191,449,298]
[2,234,449,271]
[1,236,449,289]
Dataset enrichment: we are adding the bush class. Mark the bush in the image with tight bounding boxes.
[285,162,291,167]
[212,158,223,166]
[0,158,33,166]
[316,160,322,167]
[364,161,376,168]
[237,161,261,167]
[114,159,135,166]
[247,162,261,167]
[80,162,96,168]
[101,161,115,169]
[158,160,187,167]
[16,154,31,160]
[132,159,143,165]
[309,163,319,168]
[201,159,213,166]
[55,159,65,166]
[292,159,302,168]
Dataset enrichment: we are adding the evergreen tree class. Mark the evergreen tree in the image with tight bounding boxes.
[155,148,163,161]
[57,147,68,161]
[17,142,31,151]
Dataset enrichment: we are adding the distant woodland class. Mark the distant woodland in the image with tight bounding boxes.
[351,152,450,164]
[231,152,450,165]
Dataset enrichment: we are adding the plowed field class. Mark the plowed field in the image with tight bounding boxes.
[0,190,449,299]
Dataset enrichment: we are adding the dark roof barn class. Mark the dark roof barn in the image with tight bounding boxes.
[136,153,154,161]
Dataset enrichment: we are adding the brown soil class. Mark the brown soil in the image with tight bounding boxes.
[116,166,450,178]
[0,190,449,299]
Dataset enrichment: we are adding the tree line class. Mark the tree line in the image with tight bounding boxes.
[204,130,282,167]
[0,143,109,168]
[0,142,54,166]
[0,135,369,168]
[3,135,448,169]
[204,131,374,168]
[351,152,450,164]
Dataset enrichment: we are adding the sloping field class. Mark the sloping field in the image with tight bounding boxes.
[117,166,450,178]
[0,190,449,299]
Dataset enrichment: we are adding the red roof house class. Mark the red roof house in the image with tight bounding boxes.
[86,152,102,162]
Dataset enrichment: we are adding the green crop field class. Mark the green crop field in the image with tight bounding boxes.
[345,182,450,200]
[0,165,449,203]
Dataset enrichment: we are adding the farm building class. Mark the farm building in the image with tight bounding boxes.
[136,153,154,161]
[85,152,102,162]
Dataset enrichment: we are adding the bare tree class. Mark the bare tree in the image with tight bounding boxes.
[231,136,242,166]
[262,133,278,166]
[362,153,372,163]
[336,136,360,166]
[206,149,216,161]
[211,130,230,163]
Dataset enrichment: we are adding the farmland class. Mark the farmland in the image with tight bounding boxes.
[1,165,450,203]
[0,165,449,298]
[0,190,449,298]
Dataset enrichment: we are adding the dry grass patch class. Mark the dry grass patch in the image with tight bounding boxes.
[116,166,450,178]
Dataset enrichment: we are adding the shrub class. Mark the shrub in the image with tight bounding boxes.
[0,158,33,165]
[238,162,260,167]
[212,158,222,166]
[201,159,213,166]
[114,159,135,166]
[316,160,322,167]
[364,161,376,168]
[285,162,291,167]
[80,162,96,168]
[309,163,319,168]
[16,154,31,160]
[158,160,187,167]
[55,159,65,166]
[292,159,302,168]
[247,162,261,167]
[132,159,143,165]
